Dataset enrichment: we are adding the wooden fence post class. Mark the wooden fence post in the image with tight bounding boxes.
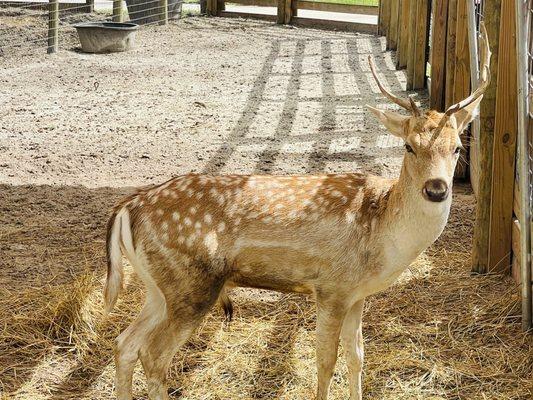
[284,0,293,24]
[396,0,410,69]
[380,0,390,40]
[487,0,518,273]
[407,0,429,89]
[277,0,285,23]
[159,0,168,24]
[453,0,470,179]
[207,0,218,16]
[86,0,94,13]
[444,0,457,108]
[47,0,58,54]
[472,0,502,274]
[430,0,449,111]
[388,0,399,50]
[112,0,122,22]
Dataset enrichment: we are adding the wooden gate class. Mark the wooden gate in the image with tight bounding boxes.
[206,0,378,33]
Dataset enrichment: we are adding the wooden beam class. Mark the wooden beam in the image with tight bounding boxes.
[444,0,457,108]
[406,0,417,89]
[453,0,470,179]
[219,10,277,21]
[429,0,449,111]
[397,0,410,69]
[381,0,390,41]
[292,16,377,34]
[488,0,518,273]
[471,0,502,274]
[284,0,292,24]
[388,0,399,50]
[219,11,377,33]
[296,1,378,15]
[413,0,429,89]
[277,0,285,23]
[227,0,379,14]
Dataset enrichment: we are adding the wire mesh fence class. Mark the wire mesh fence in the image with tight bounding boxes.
[0,0,201,58]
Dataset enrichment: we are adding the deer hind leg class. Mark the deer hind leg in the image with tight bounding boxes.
[114,277,166,400]
[315,299,347,400]
[340,300,365,400]
[138,258,226,400]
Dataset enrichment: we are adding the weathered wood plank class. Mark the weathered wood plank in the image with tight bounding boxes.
[444,0,457,108]
[219,10,377,33]
[277,0,285,23]
[397,0,410,69]
[292,16,377,33]
[226,0,378,15]
[487,0,518,273]
[381,0,390,43]
[388,0,399,50]
[413,0,428,89]
[296,1,378,15]
[405,0,417,89]
[471,0,502,274]
[430,0,449,111]
[453,0,470,179]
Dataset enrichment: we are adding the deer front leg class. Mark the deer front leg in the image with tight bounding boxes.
[340,299,365,400]
[315,300,346,400]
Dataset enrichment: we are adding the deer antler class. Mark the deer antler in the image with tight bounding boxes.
[436,22,491,132]
[368,55,421,117]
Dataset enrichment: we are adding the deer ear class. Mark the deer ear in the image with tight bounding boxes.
[453,95,483,132]
[366,105,410,138]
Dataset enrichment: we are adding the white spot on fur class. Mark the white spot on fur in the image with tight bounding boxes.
[204,231,218,256]
[217,222,226,232]
[184,217,192,226]
[345,212,355,223]
[190,206,197,215]
[156,209,164,216]
[204,214,213,224]
[172,212,180,221]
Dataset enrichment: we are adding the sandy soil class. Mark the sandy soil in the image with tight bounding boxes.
[0,12,413,286]
[1,11,531,400]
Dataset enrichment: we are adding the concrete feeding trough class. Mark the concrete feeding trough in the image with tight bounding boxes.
[73,22,139,53]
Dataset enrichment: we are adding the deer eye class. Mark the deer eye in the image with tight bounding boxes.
[454,147,461,154]
[405,144,415,154]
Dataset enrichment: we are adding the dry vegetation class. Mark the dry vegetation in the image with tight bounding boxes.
[1,188,532,400]
[0,11,532,400]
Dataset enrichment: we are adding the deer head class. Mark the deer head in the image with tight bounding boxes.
[366,23,491,205]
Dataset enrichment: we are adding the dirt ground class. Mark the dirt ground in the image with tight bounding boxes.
[1,11,532,400]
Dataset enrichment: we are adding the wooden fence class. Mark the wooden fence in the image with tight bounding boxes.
[380,0,532,330]
[207,0,379,33]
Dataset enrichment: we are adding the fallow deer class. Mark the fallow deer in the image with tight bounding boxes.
[104,24,490,400]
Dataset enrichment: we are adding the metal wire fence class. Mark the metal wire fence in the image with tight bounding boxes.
[0,0,200,57]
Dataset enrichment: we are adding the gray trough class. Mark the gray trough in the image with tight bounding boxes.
[73,22,139,53]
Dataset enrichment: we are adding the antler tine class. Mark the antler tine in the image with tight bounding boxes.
[435,22,491,133]
[367,55,421,116]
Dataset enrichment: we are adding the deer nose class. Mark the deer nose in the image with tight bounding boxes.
[423,179,449,202]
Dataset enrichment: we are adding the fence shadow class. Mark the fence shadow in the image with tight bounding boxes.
[0,23,424,400]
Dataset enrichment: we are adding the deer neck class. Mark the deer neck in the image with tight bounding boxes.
[381,164,452,268]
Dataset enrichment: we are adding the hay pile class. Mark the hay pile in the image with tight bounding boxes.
[1,189,532,400]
